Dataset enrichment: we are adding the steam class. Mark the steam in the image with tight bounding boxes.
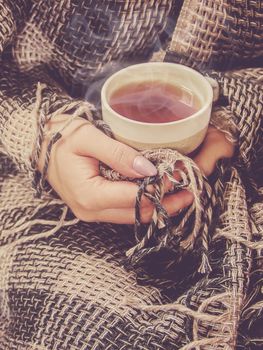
[61,2,176,102]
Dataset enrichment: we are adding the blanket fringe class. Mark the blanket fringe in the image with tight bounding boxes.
[0,206,79,251]
[122,293,230,324]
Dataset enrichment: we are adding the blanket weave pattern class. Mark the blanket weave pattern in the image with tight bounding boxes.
[0,1,262,349]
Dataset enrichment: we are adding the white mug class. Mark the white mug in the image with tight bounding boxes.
[101,62,214,154]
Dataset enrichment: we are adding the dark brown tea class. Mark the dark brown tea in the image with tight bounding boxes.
[109,80,200,123]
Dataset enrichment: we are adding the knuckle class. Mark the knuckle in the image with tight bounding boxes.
[112,143,127,165]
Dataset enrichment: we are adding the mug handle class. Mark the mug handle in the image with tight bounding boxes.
[205,77,220,102]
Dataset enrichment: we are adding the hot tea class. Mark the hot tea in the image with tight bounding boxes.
[109,80,201,123]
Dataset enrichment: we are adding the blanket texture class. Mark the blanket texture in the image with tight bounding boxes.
[0,0,262,349]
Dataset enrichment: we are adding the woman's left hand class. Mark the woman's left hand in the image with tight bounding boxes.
[164,126,235,210]
[192,126,235,177]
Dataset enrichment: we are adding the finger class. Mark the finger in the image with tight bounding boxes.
[161,190,194,218]
[139,189,193,224]
[145,164,185,197]
[162,163,184,193]
[75,124,157,178]
[76,190,194,224]
[79,176,155,210]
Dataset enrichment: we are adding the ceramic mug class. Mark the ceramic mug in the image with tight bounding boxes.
[101,62,214,154]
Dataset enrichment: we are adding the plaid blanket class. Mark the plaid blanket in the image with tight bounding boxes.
[0,1,262,349]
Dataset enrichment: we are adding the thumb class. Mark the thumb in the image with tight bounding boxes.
[76,124,157,178]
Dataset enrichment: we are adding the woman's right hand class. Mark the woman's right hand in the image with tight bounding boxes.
[38,117,194,224]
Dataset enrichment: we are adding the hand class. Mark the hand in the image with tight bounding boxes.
[192,126,235,177]
[38,116,194,224]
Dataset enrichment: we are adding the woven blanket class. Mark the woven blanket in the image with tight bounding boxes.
[0,1,262,349]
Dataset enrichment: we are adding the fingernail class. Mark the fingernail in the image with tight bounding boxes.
[133,156,157,176]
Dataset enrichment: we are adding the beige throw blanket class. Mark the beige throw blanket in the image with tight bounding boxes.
[0,1,262,349]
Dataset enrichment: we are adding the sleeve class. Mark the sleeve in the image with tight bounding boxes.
[163,0,263,170]
[0,58,95,194]
[209,68,263,170]
[0,1,95,195]
[0,0,30,53]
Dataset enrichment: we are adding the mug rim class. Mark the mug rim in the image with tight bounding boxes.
[101,62,213,127]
